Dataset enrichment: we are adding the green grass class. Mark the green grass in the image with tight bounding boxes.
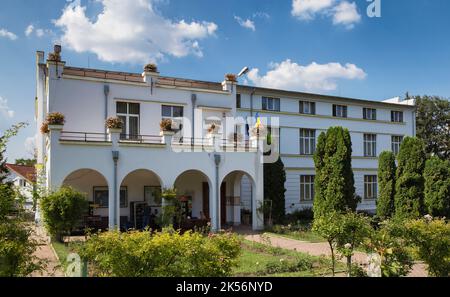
[51,238,83,271]
[233,240,343,277]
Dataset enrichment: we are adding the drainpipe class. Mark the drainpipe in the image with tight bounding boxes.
[248,88,256,137]
[214,154,221,231]
[191,94,197,144]
[104,85,110,140]
[112,151,119,228]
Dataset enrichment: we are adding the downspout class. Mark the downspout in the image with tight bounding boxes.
[104,85,110,140]
[248,88,256,137]
[112,151,119,228]
[214,154,221,231]
[191,94,197,144]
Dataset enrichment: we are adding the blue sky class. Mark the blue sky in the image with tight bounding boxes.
[1,0,449,162]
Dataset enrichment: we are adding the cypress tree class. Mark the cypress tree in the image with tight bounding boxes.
[263,157,286,224]
[376,151,396,220]
[313,127,357,219]
[424,156,450,218]
[394,137,426,219]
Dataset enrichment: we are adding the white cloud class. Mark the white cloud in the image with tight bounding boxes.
[332,1,361,29]
[234,16,256,31]
[53,0,218,64]
[0,28,18,40]
[291,0,335,20]
[252,12,270,19]
[247,59,366,92]
[25,24,34,36]
[36,28,45,37]
[291,0,361,29]
[0,96,15,118]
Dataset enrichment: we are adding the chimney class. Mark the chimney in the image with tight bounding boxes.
[142,63,159,83]
[222,73,237,93]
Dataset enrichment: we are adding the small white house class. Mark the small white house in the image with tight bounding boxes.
[5,163,36,211]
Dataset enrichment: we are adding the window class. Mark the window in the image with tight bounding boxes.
[93,186,128,208]
[364,175,378,200]
[364,134,377,157]
[262,97,280,111]
[363,108,377,120]
[299,129,316,155]
[162,105,183,119]
[300,175,315,202]
[391,111,404,123]
[236,94,241,108]
[392,135,403,155]
[117,102,140,139]
[333,104,347,118]
[299,101,316,115]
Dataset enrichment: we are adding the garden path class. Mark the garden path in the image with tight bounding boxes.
[244,233,427,277]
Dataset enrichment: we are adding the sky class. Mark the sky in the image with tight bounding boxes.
[0,0,449,162]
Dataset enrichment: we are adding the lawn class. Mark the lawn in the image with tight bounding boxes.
[233,240,343,276]
[51,238,83,272]
[265,222,326,243]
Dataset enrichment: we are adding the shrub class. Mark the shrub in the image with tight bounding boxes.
[46,112,65,125]
[394,137,426,219]
[40,187,89,241]
[263,157,286,224]
[160,119,173,132]
[78,229,241,277]
[403,217,450,276]
[286,208,314,223]
[105,117,123,129]
[423,156,450,218]
[364,219,413,277]
[377,151,396,220]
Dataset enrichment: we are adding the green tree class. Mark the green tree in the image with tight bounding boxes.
[423,156,450,218]
[15,158,37,167]
[0,122,28,183]
[394,137,426,219]
[40,187,89,241]
[313,127,357,219]
[376,151,396,220]
[415,95,450,160]
[263,157,286,224]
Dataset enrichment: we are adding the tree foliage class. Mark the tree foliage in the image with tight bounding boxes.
[263,157,286,224]
[394,137,426,219]
[40,187,89,240]
[0,122,28,183]
[423,156,450,218]
[415,95,450,160]
[377,151,396,220]
[313,127,357,219]
[14,158,37,167]
[78,229,241,277]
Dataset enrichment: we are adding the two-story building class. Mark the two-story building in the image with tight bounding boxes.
[35,45,415,231]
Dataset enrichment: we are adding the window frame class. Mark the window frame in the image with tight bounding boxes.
[116,102,140,139]
[364,175,378,200]
[333,104,348,118]
[299,128,316,155]
[299,101,316,115]
[391,135,403,155]
[93,186,128,208]
[363,108,377,120]
[391,111,404,123]
[262,96,280,112]
[300,175,315,202]
[364,134,377,157]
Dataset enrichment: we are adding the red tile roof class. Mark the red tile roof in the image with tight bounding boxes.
[5,164,36,183]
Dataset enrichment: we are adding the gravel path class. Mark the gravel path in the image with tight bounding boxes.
[244,233,428,277]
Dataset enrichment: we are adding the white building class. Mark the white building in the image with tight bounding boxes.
[5,163,36,211]
[35,46,415,231]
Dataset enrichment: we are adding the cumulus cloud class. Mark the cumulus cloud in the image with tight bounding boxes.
[0,96,15,119]
[25,24,34,36]
[246,59,366,92]
[53,0,218,63]
[0,28,18,40]
[332,1,361,29]
[25,24,52,38]
[234,16,256,31]
[291,0,361,29]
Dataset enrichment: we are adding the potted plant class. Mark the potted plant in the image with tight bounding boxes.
[160,119,174,133]
[105,117,123,133]
[144,63,158,73]
[225,73,237,82]
[40,122,49,134]
[207,123,219,134]
[43,112,65,132]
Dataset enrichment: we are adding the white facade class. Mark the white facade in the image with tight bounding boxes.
[5,165,35,211]
[36,48,415,231]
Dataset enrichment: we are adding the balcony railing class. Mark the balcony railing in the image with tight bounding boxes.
[119,134,162,144]
[60,131,109,142]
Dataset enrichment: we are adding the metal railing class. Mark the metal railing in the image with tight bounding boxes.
[172,137,255,151]
[119,134,162,144]
[60,131,109,142]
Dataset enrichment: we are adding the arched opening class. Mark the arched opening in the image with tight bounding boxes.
[174,170,212,229]
[62,168,109,230]
[120,169,162,230]
[221,170,255,229]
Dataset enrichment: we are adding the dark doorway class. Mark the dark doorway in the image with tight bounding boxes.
[202,182,209,219]
[220,182,226,224]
